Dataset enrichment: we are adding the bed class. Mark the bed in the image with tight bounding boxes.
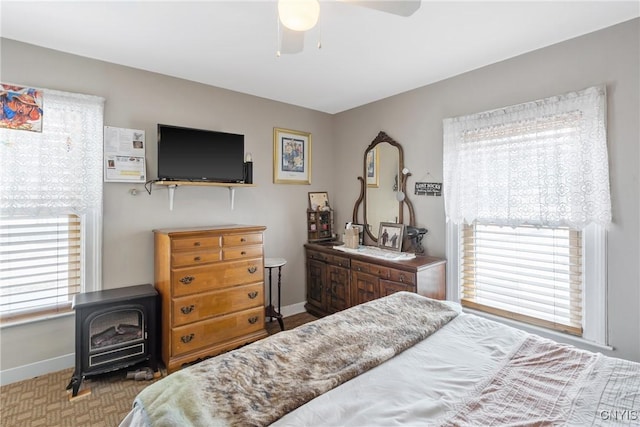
[120,292,640,426]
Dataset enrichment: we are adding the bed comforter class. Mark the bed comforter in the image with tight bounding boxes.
[121,292,640,427]
[122,292,458,427]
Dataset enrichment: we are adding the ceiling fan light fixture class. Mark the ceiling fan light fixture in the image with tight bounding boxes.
[278,0,320,32]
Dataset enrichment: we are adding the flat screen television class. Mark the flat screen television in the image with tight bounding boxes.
[157,124,245,183]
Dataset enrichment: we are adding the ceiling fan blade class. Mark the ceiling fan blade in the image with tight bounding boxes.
[278,23,305,55]
[342,0,421,17]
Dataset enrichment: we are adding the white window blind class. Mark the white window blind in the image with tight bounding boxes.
[460,223,582,335]
[0,215,81,322]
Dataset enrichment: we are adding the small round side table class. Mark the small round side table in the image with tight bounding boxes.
[264,257,286,331]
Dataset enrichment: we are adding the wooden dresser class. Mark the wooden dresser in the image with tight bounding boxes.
[305,243,446,317]
[154,225,268,373]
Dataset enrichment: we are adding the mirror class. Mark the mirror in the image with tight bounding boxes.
[352,131,415,243]
[366,142,399,238]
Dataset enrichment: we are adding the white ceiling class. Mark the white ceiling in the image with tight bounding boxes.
[1,1,638,114]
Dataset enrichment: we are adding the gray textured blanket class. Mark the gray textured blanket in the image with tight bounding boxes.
[132,292,458,427]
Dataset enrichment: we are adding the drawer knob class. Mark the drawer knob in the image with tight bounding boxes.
[241,251,247,255]
[247,266,257,274]
[180,305,195,314]
[241,238,247,242]
[248,291,258,299]
[399,275,405,282]
[181,333,195,343]
[179,275,195,284]
[194,242,201,247]
[194,256,201,262]
[248,316,259,324]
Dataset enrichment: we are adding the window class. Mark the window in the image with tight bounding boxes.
[0,88,104,324]
[460,223,582,335]
[443,86,610,344]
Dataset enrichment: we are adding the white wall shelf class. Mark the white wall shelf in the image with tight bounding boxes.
[154,181,256,210]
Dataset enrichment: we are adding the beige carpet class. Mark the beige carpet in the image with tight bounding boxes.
[0,312,317,427]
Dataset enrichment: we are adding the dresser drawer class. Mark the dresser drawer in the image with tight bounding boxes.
[306,249,328,263]
[171,250,221,268]
[171,306,264,356]
[171,236,221,252]
[172,283,264,327]
[171,258,264,297]
[330,255,350,268]
[223,233,263,247]
[351,260,370,274]
[388,268,416,286]
[369,264,391,280]
[222,244,263,261]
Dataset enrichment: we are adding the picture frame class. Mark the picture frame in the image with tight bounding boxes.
[273,127,311,184]
[308,191,329,210]
[366,147,379,188]
[378,222,405,252]
[345,223,365,245]
[0,84,44,132]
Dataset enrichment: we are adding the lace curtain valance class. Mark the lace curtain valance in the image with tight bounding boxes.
[0,89,105,217]
[443,86,611,229]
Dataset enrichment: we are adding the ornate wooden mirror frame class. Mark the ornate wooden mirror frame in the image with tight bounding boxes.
[352,131,416,243]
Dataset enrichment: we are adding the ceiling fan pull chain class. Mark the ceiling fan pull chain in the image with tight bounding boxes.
[276,12,282,57]
[317,10,322,50]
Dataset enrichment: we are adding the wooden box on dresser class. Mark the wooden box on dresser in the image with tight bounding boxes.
[304,243,446,317]
[154,225,268,373]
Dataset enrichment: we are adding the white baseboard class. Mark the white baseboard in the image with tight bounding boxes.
[1,301,311,387]
[279,301,308,318]
[0,353,74,387]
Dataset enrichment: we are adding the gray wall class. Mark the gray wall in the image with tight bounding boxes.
[0,39,334,373]
[0,17,638,376]
[331,18,639,362]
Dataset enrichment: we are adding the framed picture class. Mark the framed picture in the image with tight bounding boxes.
[309,191,329,210]
[366,148,379,188]
[346,223,365,245]
[273,127,311,184]
[0,84,44,132]
[378,222,405,252]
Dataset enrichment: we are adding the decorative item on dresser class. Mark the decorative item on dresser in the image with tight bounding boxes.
[153,225,268,373]
[306,208,334,242]
[307,191,334,242]
[304,242,445,317]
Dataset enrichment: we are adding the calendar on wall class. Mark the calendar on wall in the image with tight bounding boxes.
[103,126,146,183]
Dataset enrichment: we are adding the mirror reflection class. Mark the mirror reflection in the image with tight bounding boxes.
[366,142,399,238]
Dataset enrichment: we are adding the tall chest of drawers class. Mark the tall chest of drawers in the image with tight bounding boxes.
[154,225,268,373]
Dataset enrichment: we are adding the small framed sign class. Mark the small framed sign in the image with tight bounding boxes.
[415,182,442,196]
[308,191,329,210]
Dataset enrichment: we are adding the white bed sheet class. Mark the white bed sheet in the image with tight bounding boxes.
[271,312,527,426]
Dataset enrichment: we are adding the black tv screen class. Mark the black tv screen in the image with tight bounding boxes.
[157,124,245,183]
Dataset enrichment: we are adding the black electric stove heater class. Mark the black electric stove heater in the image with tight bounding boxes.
[66,284,158,397]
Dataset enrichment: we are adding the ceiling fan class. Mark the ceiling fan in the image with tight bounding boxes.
[277,0,421,55]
